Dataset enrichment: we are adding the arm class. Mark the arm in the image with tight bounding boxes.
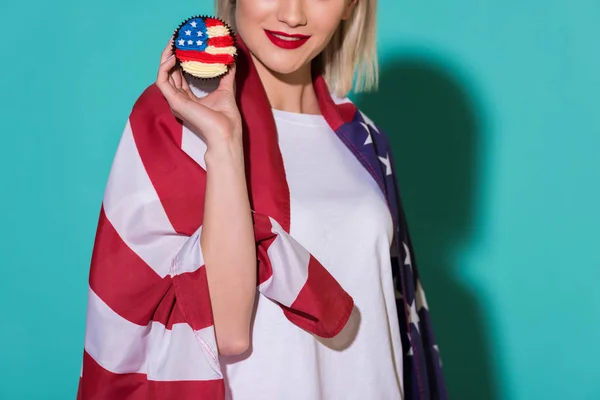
[156,41,256,356]
[202,141,256,355]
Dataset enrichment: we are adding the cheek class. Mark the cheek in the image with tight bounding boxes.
[307,20,343,54]
[235,0,271,28]
[308,8,346,39]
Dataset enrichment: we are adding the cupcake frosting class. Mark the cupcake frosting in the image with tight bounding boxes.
[174,16,237,79]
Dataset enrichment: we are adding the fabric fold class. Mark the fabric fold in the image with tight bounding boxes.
[78,38,354,398]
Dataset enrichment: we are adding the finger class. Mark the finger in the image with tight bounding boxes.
[181,72,190,92]
[157,53,176,83]
[217,64,237,94]
[160,37,175,63]
[176,71,199,101]
[180,75,196,100]
[156,54,178,99]
[171,67,183,89]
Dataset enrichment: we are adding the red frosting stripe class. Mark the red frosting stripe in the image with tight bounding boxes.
[204,17,224,27]
[175,50,235,65]
[208,36,234,47]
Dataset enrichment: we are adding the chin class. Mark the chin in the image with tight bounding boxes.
[266,60,306,76]
[253,49,312,76]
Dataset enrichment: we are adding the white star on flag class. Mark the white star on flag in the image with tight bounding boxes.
[359,111,380,134]
[185,30,191,36]
[197,31,203,37]
[409,300,420,334]
[187,40,193,45]
[378,153,392,176]
[406,334,414,356]
[433,345,443,367]
[190,21,197,27]
[416,280,429,311]
[403,242,412,269]
[360,122,372,145]
[178,39,185,46]
[196,40,203,46]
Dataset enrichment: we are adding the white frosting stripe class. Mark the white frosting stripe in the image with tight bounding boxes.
[205,46,237,56]
[181,61,228,78]
[207,26,230,37]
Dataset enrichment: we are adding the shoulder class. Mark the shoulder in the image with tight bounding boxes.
[126,77,219,146]
[126,84,180,145]
[129,84,171,122]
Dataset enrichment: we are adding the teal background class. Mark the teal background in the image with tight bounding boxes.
[1,0,598,399]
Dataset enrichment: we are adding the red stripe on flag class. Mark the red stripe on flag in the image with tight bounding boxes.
[313,74,348,131]
[284,255,354,338]
[78,351,225,400]
[235,39,291,231]
[89,208,171,326]
[256,235,275,286]
[204,17,224,28]
[208,36,234,47]
[171,267,215,331]
[337,102,358,125]
[252,212,276,285]
[151,284,187,329]
[175,50,235,65]
[129,85,205,236]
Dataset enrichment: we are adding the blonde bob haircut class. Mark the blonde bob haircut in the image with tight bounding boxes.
[214,0,378,98]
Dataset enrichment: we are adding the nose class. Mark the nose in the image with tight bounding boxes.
[277,0,307,27]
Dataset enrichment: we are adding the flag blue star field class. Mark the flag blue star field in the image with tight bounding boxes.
[335,104,448,399]
[175,18,208,52]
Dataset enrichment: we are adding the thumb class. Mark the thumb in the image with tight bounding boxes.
[217,64,237,95]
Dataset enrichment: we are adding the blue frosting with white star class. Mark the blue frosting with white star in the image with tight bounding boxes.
[175,18,208,51]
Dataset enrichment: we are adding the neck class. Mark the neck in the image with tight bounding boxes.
[250,53,321,115]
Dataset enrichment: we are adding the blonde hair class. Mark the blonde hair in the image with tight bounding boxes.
[214,0,378,98]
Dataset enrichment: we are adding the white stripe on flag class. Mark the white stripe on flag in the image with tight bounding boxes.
[172,226,204,275]
[181,124,209,170]
[258,217,310,307]
[84,288,222,380]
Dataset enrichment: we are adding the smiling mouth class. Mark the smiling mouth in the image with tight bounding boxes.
[264,30,310,49]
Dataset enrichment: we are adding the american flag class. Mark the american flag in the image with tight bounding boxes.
[76,36,446,399]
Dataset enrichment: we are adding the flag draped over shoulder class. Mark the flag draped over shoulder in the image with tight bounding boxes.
[77,36,447,400]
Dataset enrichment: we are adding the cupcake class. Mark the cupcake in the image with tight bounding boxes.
[173,16,237,79]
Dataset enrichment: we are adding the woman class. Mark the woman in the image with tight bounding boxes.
[77,0,446,399]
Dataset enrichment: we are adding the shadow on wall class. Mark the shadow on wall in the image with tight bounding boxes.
[355,54,499,400]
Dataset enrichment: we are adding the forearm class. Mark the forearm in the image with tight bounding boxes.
[201,138,256,356]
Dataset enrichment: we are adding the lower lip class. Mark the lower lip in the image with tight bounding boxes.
[264,30,310,50]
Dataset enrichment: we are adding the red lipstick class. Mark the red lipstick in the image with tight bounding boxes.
[264,30,310,50]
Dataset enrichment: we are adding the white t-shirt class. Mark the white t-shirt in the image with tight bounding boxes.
[189,81,404,400]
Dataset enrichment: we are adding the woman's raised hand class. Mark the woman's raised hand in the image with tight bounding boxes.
[156,39,242,149]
